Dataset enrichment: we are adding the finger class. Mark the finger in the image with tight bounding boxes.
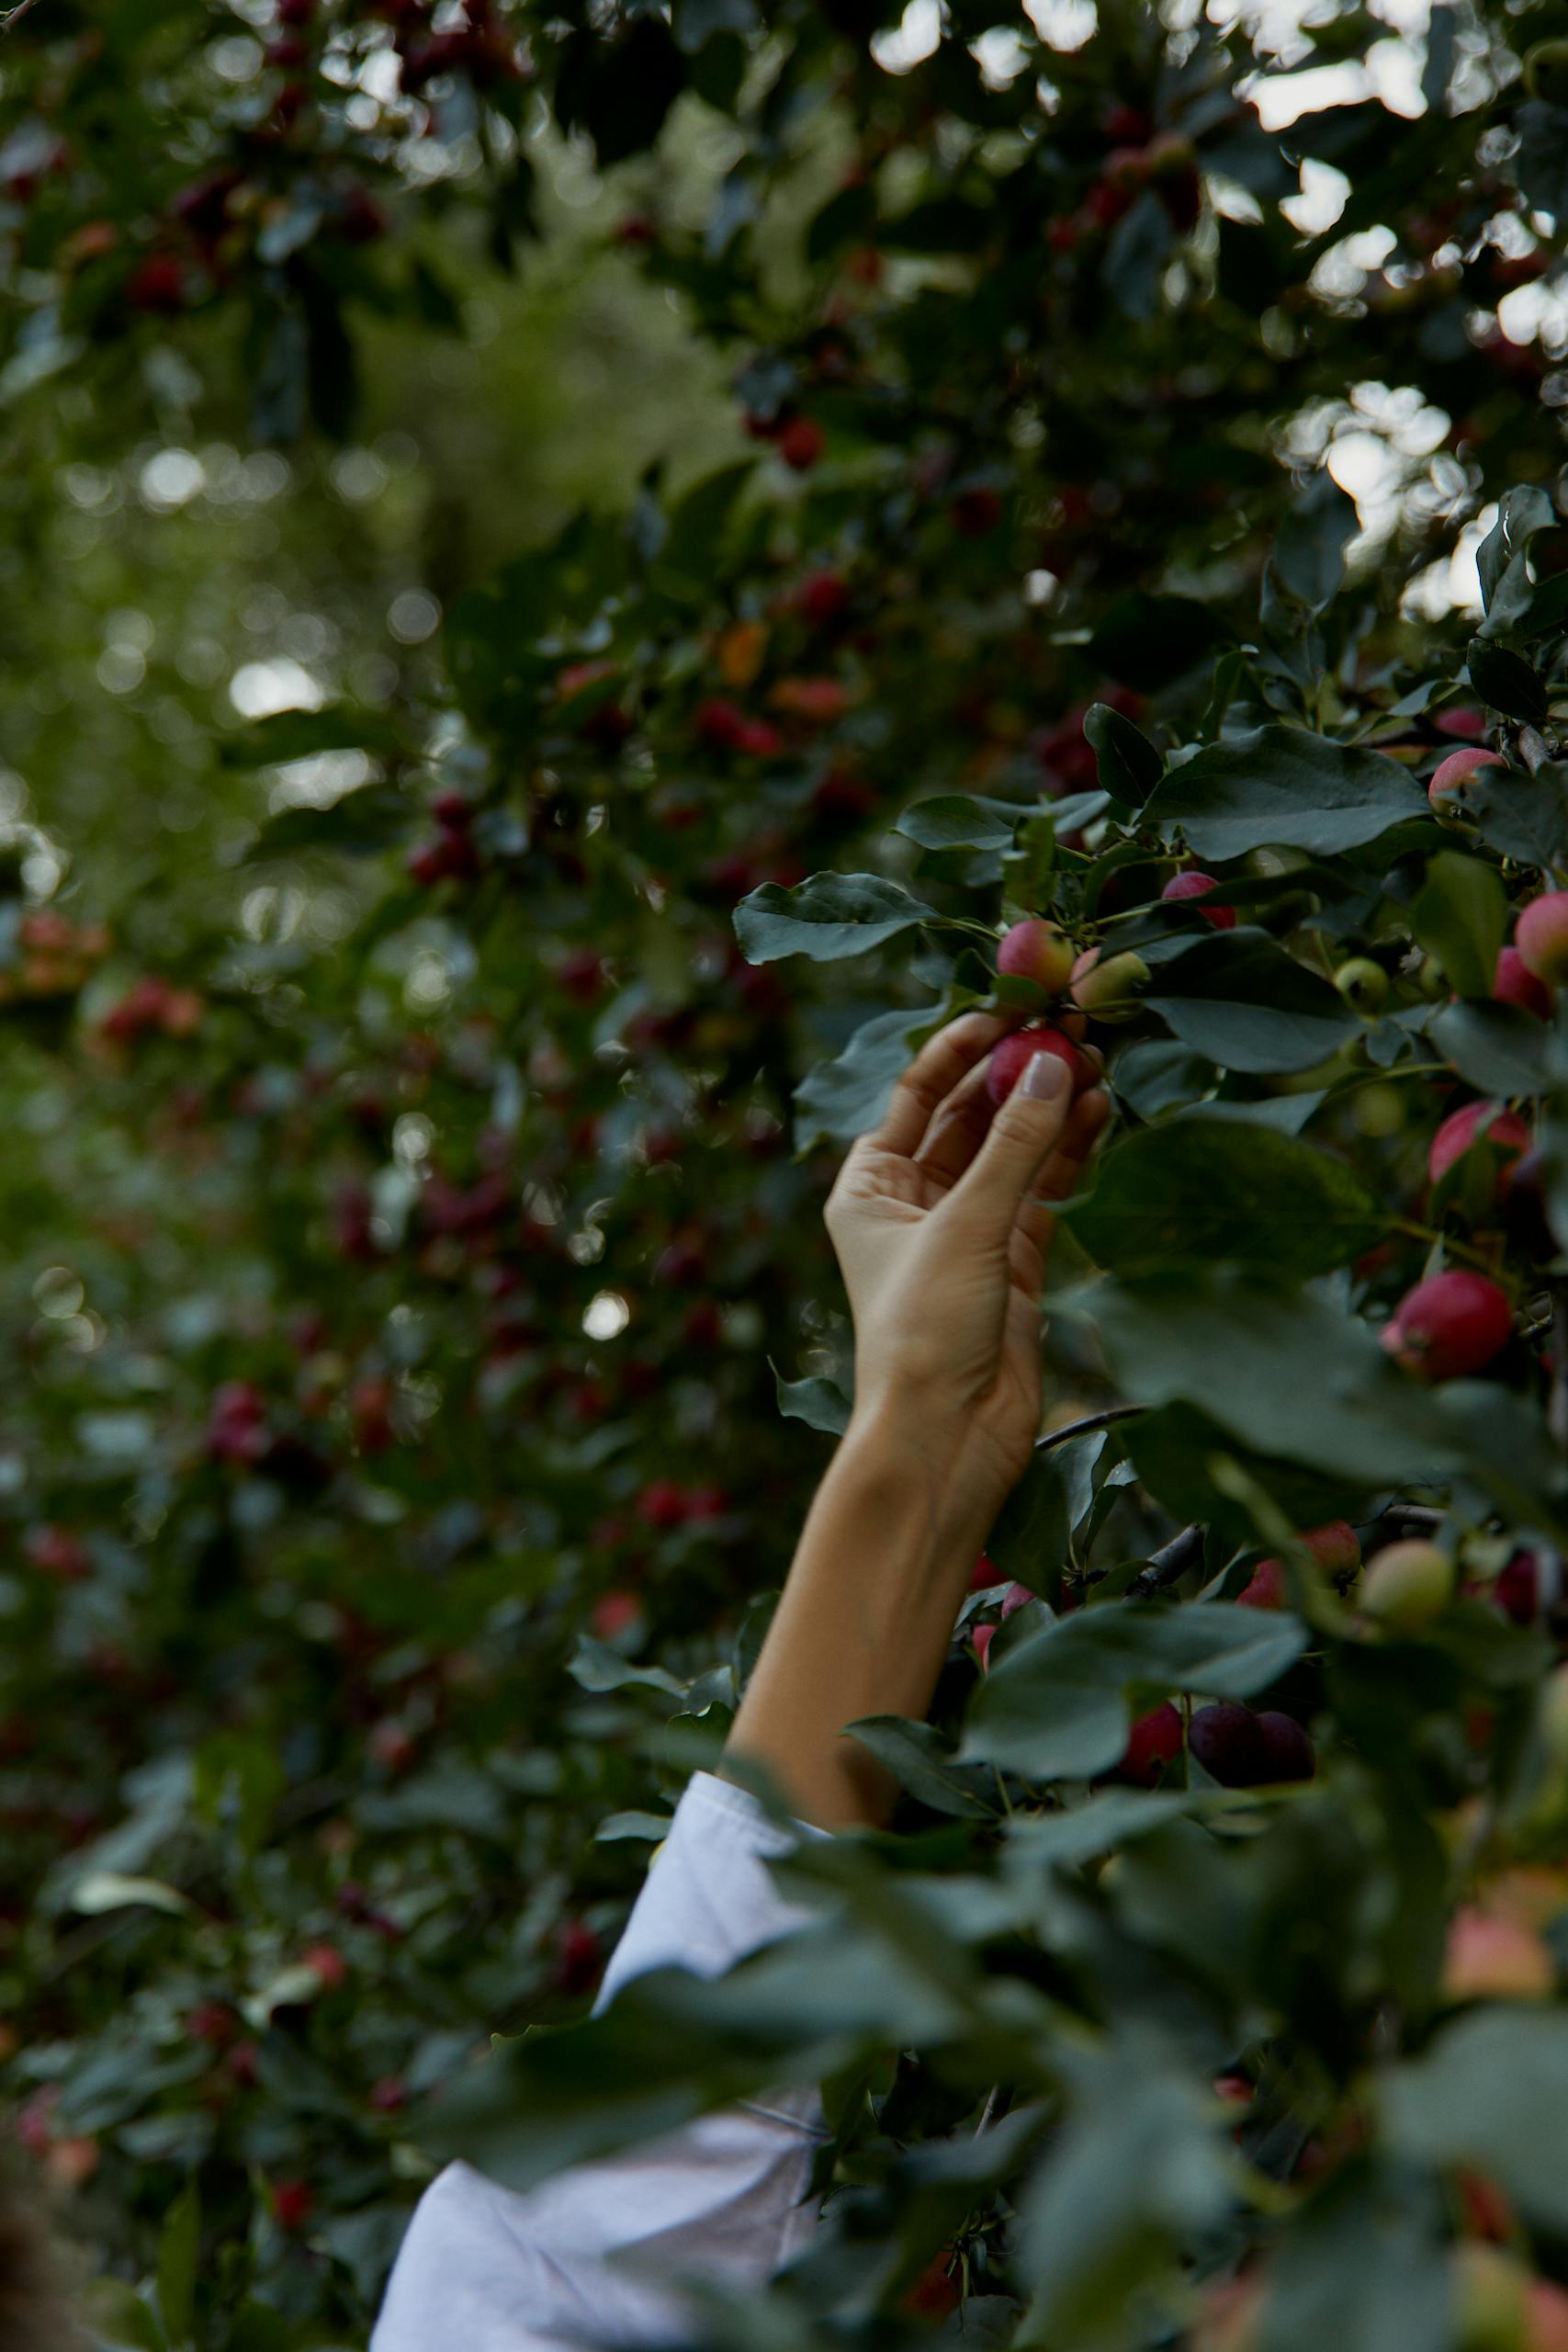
[868,1007,1023,1161]
[942,1046,1077,1233]
[1014,1087,1113,1268]
[912,1057,998,1189]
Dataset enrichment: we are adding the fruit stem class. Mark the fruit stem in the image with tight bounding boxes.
[1390,1218,1512,1283]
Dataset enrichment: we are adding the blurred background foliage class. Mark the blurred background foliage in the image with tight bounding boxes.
[6,0,1568,2343]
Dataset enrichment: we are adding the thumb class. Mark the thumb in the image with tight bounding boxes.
[948,1046,1075,1229]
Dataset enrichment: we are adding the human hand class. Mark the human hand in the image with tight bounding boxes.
[822,1009,1111,1524]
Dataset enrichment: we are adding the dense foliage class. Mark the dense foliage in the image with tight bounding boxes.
[15,0,1568,2346]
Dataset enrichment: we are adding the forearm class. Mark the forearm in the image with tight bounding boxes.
[722,1391,998,1832]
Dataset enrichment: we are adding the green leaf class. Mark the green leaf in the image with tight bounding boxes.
[792,1005,934,1151]
[649,459,757,604]
[1077,1267,1464,1487]
[220,704,403,768]
[961,1600,1307,1781]
[82,2282,168,2352]
[1410,849,1507,1001]
[1016,2042,1235,2343]
[1467,636,1548,726]
[1084,702,1163,807]
[1145,725,1427,858]
[1142,929,1359,1074]
[734,873,936,965]
[1429,1001,1551,1098]
[1462,761,1568,869]
[567,1634,686,1699]
[844,1716,1002,1819]
[1258,2159,1450,2352]
[1087,594,1223,692]
[894,795,1022,853]
[1272,468,1360,611]
[241,786,415,865]
[1062,1117,1385,1278]
[771,1359,852,1434]
[155,2177,200,2347]
[1383,2007,1568,2232]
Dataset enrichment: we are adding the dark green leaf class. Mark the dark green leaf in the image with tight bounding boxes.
[220,705,404,768]
[241,786,414,864]
[1429,1001,1551,1097]
[771,1359,852,1434]
[1077,1267,1464,1487]
[845,1716,1002,1819]
[894,795,1022,853]
[1142,929,1359,1074]
[1145,726,1427,858]
[1463,761,1568,868]
[1410,849,1507,1002]
[734,874,936,965]
[1062,1116,1385,1278]
[1084,702,1163,808]
[155,2177,200,2346]
[1467,638,1548,726]
[961,1600,1307,1781]
[1272,468,1359,611]
[1384,2007,1568,2232]
[793,1005,934,1151]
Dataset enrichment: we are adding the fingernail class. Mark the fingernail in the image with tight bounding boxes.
[1021,1051,1069,1101]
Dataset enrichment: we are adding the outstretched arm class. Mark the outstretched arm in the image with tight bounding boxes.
[724,1009,1110,1831]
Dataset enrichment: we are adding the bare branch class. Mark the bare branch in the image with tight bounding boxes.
[1035,1402,1144,1453]
[1129,1521,1206,1599]
[0,0,47,30]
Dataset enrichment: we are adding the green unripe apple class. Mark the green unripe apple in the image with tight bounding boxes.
[1069,945,1150,1023]
[1415,951,1449,1002]
[1334,957,1389,1018]
[1359,1539,1456,1634]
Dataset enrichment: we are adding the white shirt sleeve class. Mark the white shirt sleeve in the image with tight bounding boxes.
[370,1770,834,2352]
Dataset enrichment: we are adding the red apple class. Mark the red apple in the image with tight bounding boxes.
[1161,869,1235,929]
[1428,746,1506,816]
[1380,1270,1513,1380]
[997,917,1075,993]
[1428,1101,1530,1193]
[1517,892,1568,987]
[1495,944,1554,1018]
[985,1026,1088,1106]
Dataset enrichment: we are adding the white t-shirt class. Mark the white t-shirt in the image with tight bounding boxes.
[371,1770,834,2352]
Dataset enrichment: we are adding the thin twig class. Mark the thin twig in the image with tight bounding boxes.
[1375,1503,1447,1533]
[0,0,46,31]
[1034,1402,1144,1453]
[1129,1521,1206,1598]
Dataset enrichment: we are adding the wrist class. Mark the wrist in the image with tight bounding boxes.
[840,1385,1003,1569]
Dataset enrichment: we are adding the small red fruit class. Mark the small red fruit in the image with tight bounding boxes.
[552,1917,603,1996]
[302,1941,348,1991]
[1517,892,1568,987]
[968,1552,999,1591]
[272,2179,315,2233]
[985,1026,1086,1107]
[1236,1557,1288,1610]
[1495,944,1554,1019]
[1161,869,1235,929]
[1380,1270,1513,1381]
[776,416,826,471]
[1428,1101,1530,1194]
[997,917,1076,993]
[1112,1702,1183,1785]
[1428,746,1506,815]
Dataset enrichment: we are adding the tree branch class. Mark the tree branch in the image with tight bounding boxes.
[1129,1521,1206,1599]
[0,0,46,30]
[1035,1402,1144,1453]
